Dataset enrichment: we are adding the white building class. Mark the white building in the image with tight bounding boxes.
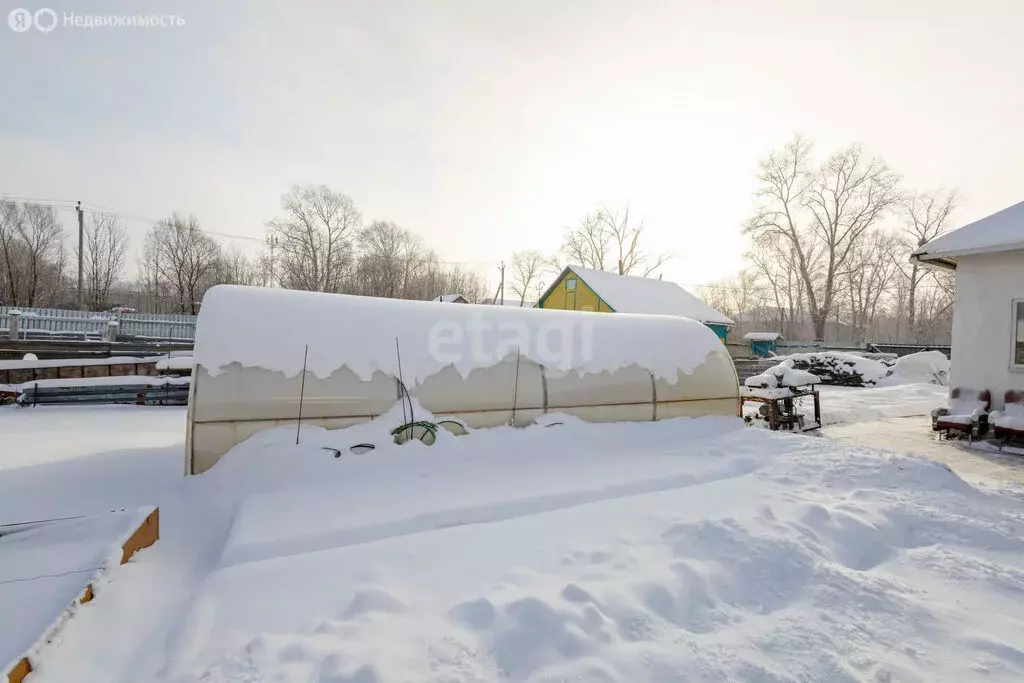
[912,200,1024,409]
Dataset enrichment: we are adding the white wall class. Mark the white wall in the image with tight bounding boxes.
[950,250,1024,409]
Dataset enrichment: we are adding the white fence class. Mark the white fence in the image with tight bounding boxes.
[0,306,196,341]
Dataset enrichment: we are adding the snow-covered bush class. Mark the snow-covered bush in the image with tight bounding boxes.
[876,351,949,387]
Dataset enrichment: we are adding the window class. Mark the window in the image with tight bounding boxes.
[1014,299,1024,368]
[565,277,577,291]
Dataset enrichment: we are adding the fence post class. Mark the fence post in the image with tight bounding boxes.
[8,310,19,341]
[105,320,120,342]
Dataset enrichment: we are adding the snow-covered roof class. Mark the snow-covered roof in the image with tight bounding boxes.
[544,266,734,325]
[743,332,782,342]
[912,199,1024,269]
[481,298,536,307]
[431,294,467,303]
[193,285,729,384]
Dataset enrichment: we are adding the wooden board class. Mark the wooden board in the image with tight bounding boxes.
[4,507,159,683]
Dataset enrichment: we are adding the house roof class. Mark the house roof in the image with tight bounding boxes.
[912,200,1024,269]
[541,265,734,325]
[743,332,782,342]
[431,294,467,303]
[481,297,537,307]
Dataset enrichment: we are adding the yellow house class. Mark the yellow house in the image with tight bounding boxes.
[537,265,734,342]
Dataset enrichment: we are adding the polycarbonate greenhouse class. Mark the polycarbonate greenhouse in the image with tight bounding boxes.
[186,286,740,474]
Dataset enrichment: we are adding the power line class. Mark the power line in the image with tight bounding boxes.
[0,194,79,207]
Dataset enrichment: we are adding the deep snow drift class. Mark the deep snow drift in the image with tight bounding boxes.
[2,398,1024,683]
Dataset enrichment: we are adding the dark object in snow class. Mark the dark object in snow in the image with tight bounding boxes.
[391,420,439,445]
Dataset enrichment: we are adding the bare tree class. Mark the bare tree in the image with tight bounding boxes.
[442,266,488,303]
[354,220,417,298]
[842,230,901,343]
[914,269,955,343]
[510,250,545,304]
[268,185,360,293]
[744,136,900,340]
[77,212,128,310]
[0,202,67,306]
[347,219,489,302]
[219,246,270,287]
[748,238,804,338]
[696,269,765,338]
[0,202,25,305]
[893,189,957,342]
[140,214,222,314]
[561,206,670,276]
[561,211,609,270]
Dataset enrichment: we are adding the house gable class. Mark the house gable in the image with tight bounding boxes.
[538,267,615,312]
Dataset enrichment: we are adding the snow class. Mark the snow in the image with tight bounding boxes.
[23,352,38,361]
[561,265,734,325]
[762,351,949,389]
[742,332,782,342]
[740,386,793,399]
[743,384,950,427]
[0,405,186,471]
[816,384,950,425]
[948,389,990,418]
[0,355,172,370]
[992,401,1024,431]
[193,285,726,383]
[913,199,1024,264]
[744,365,820,389]
[1,507,154,681]
[994,414,1024,430]
[155,356,194,371]
[4,388,1024,682]
[773,351,891,386]
[18,375,190,390]
[877,351,950,387]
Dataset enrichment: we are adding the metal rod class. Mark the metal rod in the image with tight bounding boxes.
[511,347,521,426]
[295,344,308,445]
[395,337,413,423]
[76,201,85,311]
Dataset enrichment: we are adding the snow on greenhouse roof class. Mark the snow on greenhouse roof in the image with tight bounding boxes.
[549,266,734,325]
[193,285,727,384]
[912,199,1024,268]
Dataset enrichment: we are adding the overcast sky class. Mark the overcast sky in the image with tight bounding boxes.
[1,0,1022,290]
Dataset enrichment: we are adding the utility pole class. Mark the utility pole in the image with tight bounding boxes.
[499,261,505,305]
[268,234,277,288]
[76,201,85,310]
